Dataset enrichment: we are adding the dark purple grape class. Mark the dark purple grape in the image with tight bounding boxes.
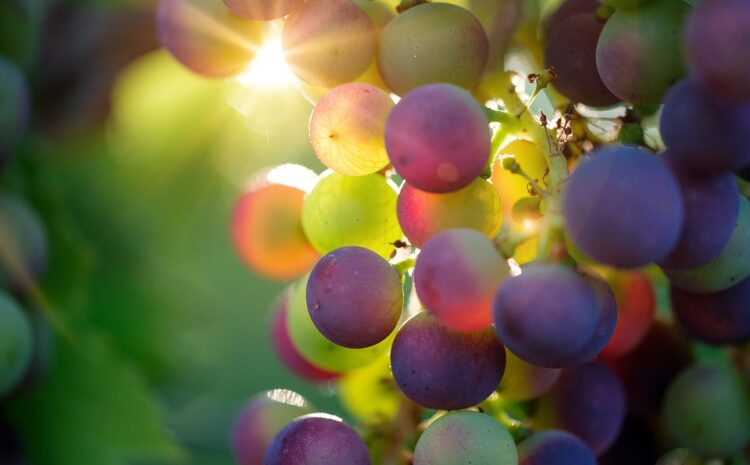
[544,14,620,107]
[385,83,491,193]
[544,0,601,37]
[562,145,684,268]
[390,312,505,410]
[518,430,597,465]
[264,414,371,465]
[671,275,750,345]
[658,152,740,269]
[660,78,750,174]
[685,0,750,103]
[535,362,626,455]
[493,263,600,369]
[578,269,618,362]
[306,246,403,348]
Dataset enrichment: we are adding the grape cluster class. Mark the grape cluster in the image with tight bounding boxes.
[156,0,750,463]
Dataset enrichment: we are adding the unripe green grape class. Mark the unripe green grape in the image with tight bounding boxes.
[301,171,402,258]
[339,355,401,423]
[0,292,32,397]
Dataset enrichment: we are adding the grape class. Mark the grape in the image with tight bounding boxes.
[544,0,600,37]
[664,362,750,458]
[517,430,597,465]
[598,416,660,465]
[413,411,517,465]
[0,57,30,169]
[282,0,376,88]
[685,0,750,103]
[385,84,491,193]
[493,263,600,368]
[600,0,654,7]
[232,389,314,465]
[657,152,740,269]
[306,246,403,348]
[309,83,393,176]
[414,229,509,332]
[595,0,689,104]
[398,179,501,248]
[598,269,655,359]
[269,289,339,382]
[287,275,391,372]
[16,307,54,391]
[561,145,684,268]
[264,414,371,465]
[660,78,750,174]
[232,165,320,281]
[664,196,750,294]
[222,0,301,20]
[498,350,560,402]
[390,312,505,410]
[468,0,522,72]
[535,362,626,455]
[577,269,618,363]
[352,0,394,91]
[301,171,402,259]
[740,165,750,182]
[378,3,488,95]
[156,0,264,77]
[339,355,401,423]
[0,192,48,294]
[0,292,32,397]
[491,140,547,225]
[544,14,620,107]
[671,275,750,345]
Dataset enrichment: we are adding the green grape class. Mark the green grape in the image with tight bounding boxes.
[665,196,750,294]
[0,291,32,397]
[301,171,402,258]
[286,275,392,372]
[339,354,401,424]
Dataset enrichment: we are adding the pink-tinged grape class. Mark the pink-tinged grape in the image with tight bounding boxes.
[660,78,750,175]
[264,414,371,465]
[390,312,505,410]
[231,389,314,465]
[397,179,501,248]
[658,152,740,269]
[413,411,517,465]
[269,289,339,382]
[518,430,597,465]
[498,350,560,402]
[222,0,301,20]
[608,322,691,417]
[535,362,626,455]
[493,263,599,368]
[595,0,689,104]
[664,196,750,294]
[414,229,508,332]
[599,269,655,359]
[562,145,684,268]
[231,166,320,281]
[544,14,620,107]
[378,3,488,95]
[309,83,393,176]
[385,84,491,193]
[156,0,264,78]
[301,171,402,258]
[490,140,547,225]
[685,0,750,103]
[306,246,402,348]
[282,0,376,87]
[287,275,392,372]
[671,275,750,345]
[339,355,401,423]
[0,192,48,294]
[664,363,750,458]
[0,292,32,397]
[0,58,30,169]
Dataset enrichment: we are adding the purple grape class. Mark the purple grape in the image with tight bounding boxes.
[544,0,601,37]
[390,312,505,410]
[578,269,618,362]
[518,430,597,465]
[671,275,750,345]
[562,145,684,268]
[264,414,371,465]
[493,263,600,369]
[544,14,620,107]
[306,246,403,349]
[657,152,740,269]
[660,78,750,174]
[685,0,750,103]
[385,84,491,193]
[535,362,626,455]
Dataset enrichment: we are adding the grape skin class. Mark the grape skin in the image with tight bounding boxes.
[599,269,655,359]
[0,292,32,397]
[222,0,301,20]
[498,350,560,402]
[518,430,597,465]
[544,0,600,38]
[0,192,48,294]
